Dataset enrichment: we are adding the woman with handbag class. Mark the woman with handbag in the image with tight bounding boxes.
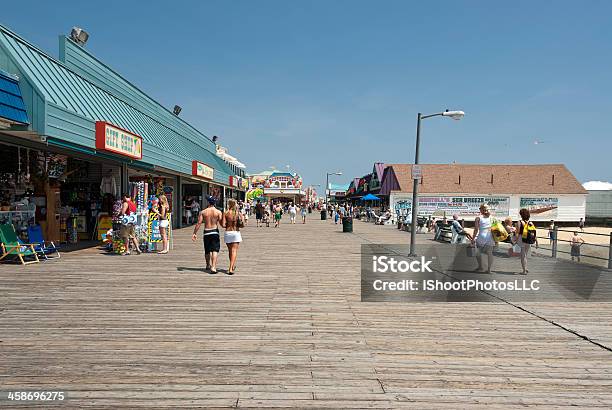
[158,194,170,254]
[222,199,244,275]
[472,203,496,273]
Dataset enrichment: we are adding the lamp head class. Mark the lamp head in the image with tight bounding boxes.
[442,110,465,120]
[70,27,89,46]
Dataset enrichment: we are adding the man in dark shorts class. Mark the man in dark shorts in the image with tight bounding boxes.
[192,196,222,273]
[255,199,264,227]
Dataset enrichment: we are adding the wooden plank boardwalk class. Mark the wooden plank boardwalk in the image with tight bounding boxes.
[1,215,611,408]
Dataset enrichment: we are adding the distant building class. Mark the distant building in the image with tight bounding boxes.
[247,169,305,203]
[327,183,350,203]
[584,181,612,224]
[370,163,587,222]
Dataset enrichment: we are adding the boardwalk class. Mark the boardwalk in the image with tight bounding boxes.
[1,216,612,408]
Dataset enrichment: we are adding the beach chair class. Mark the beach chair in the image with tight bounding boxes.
[0,224,40,265]
[27,225,60,260]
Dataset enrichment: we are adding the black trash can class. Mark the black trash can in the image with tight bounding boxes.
[342,216,353,233]
[321,210,327,220]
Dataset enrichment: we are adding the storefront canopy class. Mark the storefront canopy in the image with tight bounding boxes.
[361,193,380,201]
[0,70,28,125]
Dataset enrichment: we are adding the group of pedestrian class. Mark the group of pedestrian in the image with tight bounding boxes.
[192,196,244,275]
[471,203,540,275]
[248,199,310,227]
[323,202,352,224]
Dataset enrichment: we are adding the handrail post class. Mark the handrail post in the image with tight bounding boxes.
[552,225,558,258]
[608,232,612,270]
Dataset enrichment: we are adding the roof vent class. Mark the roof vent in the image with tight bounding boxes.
[173,105,182,116]
[70,27,89,46]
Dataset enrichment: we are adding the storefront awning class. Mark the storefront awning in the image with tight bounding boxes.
[0,70,28,125]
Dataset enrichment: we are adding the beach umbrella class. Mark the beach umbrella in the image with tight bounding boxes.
[361,193,380,201]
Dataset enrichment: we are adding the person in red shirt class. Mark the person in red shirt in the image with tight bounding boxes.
[119,193,141,255]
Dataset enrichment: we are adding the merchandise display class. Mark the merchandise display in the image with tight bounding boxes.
[106,178,173,254]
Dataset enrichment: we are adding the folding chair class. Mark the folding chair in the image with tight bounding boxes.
[27,225,61,260]
[0,224,40,265]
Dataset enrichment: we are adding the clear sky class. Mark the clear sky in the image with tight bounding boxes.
[2,0,611,189]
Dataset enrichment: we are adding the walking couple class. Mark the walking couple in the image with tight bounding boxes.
[192,197,244,275]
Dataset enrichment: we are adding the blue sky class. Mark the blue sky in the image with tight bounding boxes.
[2,0,611,188]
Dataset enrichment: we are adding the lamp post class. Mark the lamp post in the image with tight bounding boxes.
[409,110,464,256]
[326,172,342,209]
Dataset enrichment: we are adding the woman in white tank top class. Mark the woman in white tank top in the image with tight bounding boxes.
[472,203,495,273]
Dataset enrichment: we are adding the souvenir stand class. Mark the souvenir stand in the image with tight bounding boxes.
[109,178,172,254]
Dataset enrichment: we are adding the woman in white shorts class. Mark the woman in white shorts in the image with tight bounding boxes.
[471,203,495,273]
[222,199,244,275]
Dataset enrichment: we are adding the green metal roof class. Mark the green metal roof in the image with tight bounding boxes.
[0,24,237,184]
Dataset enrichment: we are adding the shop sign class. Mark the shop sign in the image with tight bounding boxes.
[519,197,558,219]
[192,160,214,180]
[393,196,510,217]
[95,121,143,159]
[229,176,239,187]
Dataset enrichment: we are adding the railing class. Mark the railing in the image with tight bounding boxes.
[536,226,612,269]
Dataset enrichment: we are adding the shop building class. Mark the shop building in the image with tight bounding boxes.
[378,164,587,223]
[247,170,305,204]
[0,24,245,243]
[327,183,350,203]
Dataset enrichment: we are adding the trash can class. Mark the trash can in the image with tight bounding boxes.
[342,216,353,233]
[321,210,327,220]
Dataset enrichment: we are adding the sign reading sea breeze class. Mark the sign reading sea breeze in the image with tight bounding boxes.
[95,121,143,159]
[192,161,214,180]
[393,195,510,217]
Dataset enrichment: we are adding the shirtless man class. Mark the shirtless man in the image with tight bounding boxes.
[192,196,222,273]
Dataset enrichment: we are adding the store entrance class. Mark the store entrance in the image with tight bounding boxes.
[60,158,121,244]
[181,183,203,226]
[0,141,121,245]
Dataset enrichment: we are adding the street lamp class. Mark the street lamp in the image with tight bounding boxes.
[326,172,342,209]
[409,109,464,256]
